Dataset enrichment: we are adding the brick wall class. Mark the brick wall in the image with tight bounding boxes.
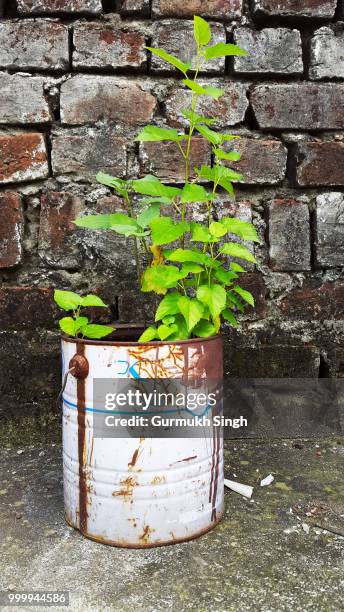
[0,0,344,438]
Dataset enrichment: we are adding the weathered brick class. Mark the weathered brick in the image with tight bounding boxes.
[295,142,344,187]
[0,133,49,184]
[39,192,85,269]
[118,292,159,323]
[310,26,344,80]
[165,82,248,129]
[0,193,23,268]
[233,28,303,75]
[315,192,344,268]
[139,137,210,182]
[0,287,57,329]
[216,200,255,271]
[268,198,311,271]
[238,272,267,318]
[60,76,156,125]
[0,74,50,125]
[17,0,102,14]
[151,20,225,73]
[252,0,337,19]
[51,127,127,179]
[279,280,344,320]
[224,341,320,377]
[251,83,344,130]
[73,21,146,70]
[152,0,242,18]
[224,138,287,184]
[120,0,150,16]
[0,19,69,71]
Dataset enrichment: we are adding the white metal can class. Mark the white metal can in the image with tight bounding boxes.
[61,331,224,547]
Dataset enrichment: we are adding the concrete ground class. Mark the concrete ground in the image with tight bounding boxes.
[0,438,343,612]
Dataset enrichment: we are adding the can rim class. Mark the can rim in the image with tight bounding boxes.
[61,324,222,347]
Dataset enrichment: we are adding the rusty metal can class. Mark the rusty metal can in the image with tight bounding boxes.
[61,327,224,547]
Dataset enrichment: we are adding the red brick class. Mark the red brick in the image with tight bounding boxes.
[17,0,102,14]
[152,0,242,18]
[0,287,57,329]
[139,137,211,182]
[251,83,344,130]
[268,198,311,271]
[51,127,127,179]
[295,142,344,187]
[253,0,336,18]
[60,76,156,126]
[0,193,23,268]
[279,280,344,320]
[224,138,287,184]
[38,192,84,269]
[73,22,146,70]
[0,133,49,184]
[165,82,248,129]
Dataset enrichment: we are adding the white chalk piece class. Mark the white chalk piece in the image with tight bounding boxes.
[260,474,274,487]
[224,478,253,499]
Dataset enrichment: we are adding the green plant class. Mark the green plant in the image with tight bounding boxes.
[54,290,114,339]
[73,16,260,342]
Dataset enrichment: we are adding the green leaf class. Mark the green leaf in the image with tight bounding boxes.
[193,319,217,338]
[132,175,181,199]
[231,262,246,273]
[196,284,226,319]
[204,85,224,100]
[150,217,189,245]
[146,46,190,75]
[162,315,175,325]
[54,289,82,311]
[215,165,243,182]
[221,218,260,243]
[141,266,182,294]
[190,222,215,243]
[233,285,255,307]
[80,324,114,339]
[73,213,121,229]
[181,183,209,203]
[214,267,238,284]
[181,109,215,125]
[139,326,158,342]
[222,134,241,141]
[135,125,185,143]
[181,262,204,274]
[222,309,239,327]
[209,221,227,238]
[194,15,211,48]
[194,124,222,146]
[227,291,245,312]
[157,323,178,341]
[155,292,181,321]
[213,148,241,161]
[59,316,77,336]
[178,296,204,332]
[166,314,189,340]
[96,172,129,197]
[203,43,247,60]
[183,79,208,95]
[165,248,206,264]
[137,204,160,228]
[81,295,107,308]
[195,165,215,182]
[107,214,140,236]
[220,242,256,263]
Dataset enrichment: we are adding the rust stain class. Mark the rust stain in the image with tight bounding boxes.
[100,29,116,44]
[151,475,166,485]
[112,476,137,501]
[76,342,88,534]
[173,455,197,464]
[128,447,141,469]
[139,524,155,545]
